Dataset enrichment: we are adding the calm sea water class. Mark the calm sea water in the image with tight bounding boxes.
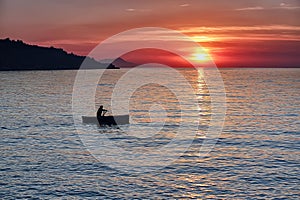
[0,68,299,199]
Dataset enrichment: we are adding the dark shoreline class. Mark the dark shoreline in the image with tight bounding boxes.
[0,38,119,71]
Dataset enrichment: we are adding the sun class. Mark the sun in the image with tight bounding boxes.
[192,52,210,62]
[191,48,211,63]
[194,53,207,61]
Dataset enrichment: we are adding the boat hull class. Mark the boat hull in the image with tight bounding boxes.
[82,115,129,126]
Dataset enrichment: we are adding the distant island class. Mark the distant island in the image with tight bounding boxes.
[100,58,136,68]
[0,38,120,71]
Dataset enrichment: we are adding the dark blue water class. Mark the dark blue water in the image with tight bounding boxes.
[0,68,299,199]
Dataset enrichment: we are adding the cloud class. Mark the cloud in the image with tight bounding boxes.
[235,6,264,11]
[280,3,287,7]
[277,5,300,10]
[181,25,300,33]
[180,4,190,7]
[236,3,300,11]
[125,8,152,12]
[276,2,300,9]
[180,25,300,42]
[126,8,135,12]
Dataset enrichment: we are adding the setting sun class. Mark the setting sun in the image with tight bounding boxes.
[194,53,208,61]
[191,48,211,63]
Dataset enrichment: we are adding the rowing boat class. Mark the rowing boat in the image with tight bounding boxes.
[82,115,129,126]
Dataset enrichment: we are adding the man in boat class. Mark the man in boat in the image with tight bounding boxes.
[95,105,129,126]
[97,105,108,126]
[97,105,107,118]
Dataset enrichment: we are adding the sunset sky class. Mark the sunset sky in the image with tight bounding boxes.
[1,0,300,67]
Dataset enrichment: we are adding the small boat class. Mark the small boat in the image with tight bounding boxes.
[82,115,129,126]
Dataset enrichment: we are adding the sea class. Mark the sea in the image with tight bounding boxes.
[0,68,299,199]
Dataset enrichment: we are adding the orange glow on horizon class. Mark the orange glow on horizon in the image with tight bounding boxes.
[122,48,194,67]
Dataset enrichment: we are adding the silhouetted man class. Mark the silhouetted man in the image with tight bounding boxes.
[97,105,107,118]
